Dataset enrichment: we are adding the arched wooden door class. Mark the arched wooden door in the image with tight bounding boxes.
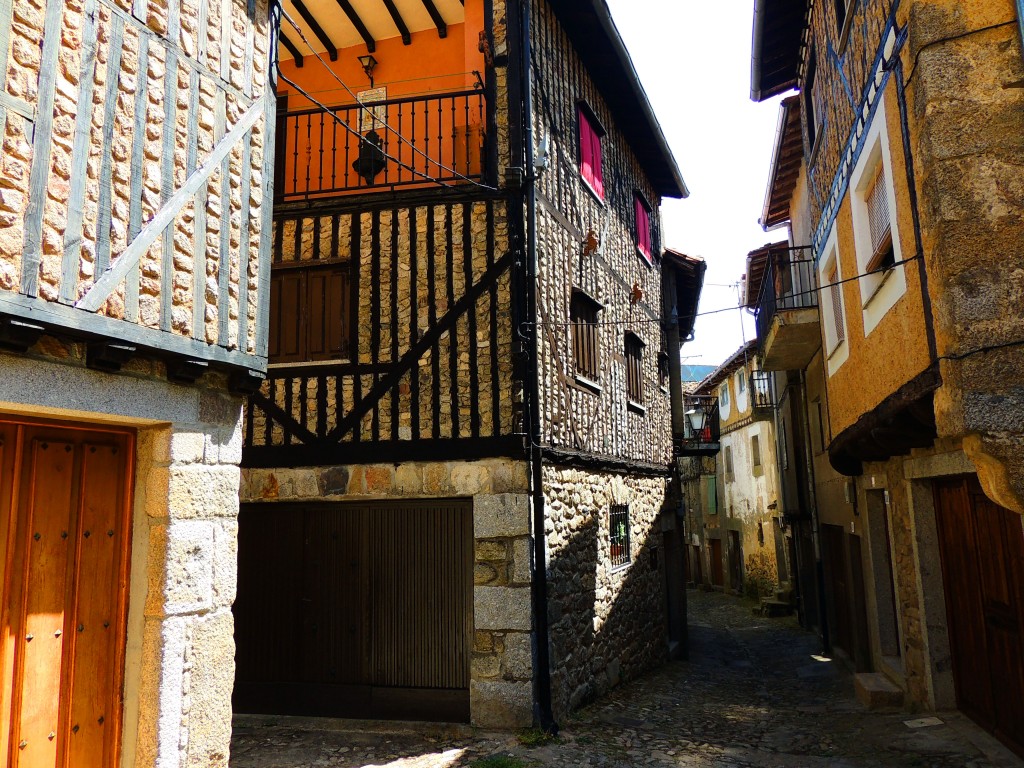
[0,417,134,768]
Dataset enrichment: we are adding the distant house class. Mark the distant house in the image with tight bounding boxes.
[749,0,1024,754]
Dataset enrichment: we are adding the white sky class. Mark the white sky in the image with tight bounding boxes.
[604,0,787,367]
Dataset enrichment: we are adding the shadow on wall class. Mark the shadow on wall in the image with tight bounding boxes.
[545,510,670,718]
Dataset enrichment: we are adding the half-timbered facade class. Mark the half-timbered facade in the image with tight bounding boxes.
[0,0,276,764]
[235,0,697,729]
[750,0,1024,754]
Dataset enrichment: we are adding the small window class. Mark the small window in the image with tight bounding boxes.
[833,0,848,32]
[724,445,734,477]
[625,333,644,404]
[658,351,669,390]
[864,164,895,273]
[752,434,762,469]
[571,290,601,381]
[828,264,845,345]
[609,505,631,567]
[720,383,730,409]
[269,264,351,364]
[737,372,746,393]
[634,193,653,265]
[578,104,605,201]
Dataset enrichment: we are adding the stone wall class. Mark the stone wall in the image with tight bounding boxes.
[527,0,673,467]
[542,464,669,718]
[0,343,244,768]
[239,458,536,729]
[0,0,273,355]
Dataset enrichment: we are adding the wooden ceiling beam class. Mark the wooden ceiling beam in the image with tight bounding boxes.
[381,0,411,45]
[292,0,338,60]
[279,31,305,66]
[419,0,448,38]
[333,0,376,52]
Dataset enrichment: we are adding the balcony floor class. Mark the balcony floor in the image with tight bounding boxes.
[760,307,821,372]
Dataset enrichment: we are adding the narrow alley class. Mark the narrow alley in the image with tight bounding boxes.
[230,590,1020,768]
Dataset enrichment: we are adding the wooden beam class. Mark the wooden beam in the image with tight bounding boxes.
[95,18,125,277]
[381,0,411,45]
[279,30,304,66]
[241,436,523,467]
[76,95,267,313]
[20,0,65,297]
[291,0,338,60]
[333,0,376,52]
[125,32,150,323]
[419,0,447,38]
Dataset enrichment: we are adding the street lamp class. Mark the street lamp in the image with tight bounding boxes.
[685,404,706,437]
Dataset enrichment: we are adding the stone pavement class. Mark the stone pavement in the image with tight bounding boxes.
[230,590,1023,768]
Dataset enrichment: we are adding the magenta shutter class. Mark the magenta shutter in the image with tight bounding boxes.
[578,107,604,200]
[635,195,651,263]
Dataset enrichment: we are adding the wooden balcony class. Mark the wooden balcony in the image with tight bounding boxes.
[275,88,490,201]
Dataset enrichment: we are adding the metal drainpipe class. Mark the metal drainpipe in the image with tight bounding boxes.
[518,0,556,733]
[799,369,831,654]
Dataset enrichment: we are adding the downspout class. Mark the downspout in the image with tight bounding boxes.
[519,0,556,733]
[799,369,831,654]
[663,266,689,660]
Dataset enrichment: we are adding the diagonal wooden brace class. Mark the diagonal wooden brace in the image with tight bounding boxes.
[76,95,266,313]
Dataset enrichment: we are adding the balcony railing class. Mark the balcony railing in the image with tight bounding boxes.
[750,370,774,418]
[276,88,489,201]
[755,248,818,347]
[676,395,721,457]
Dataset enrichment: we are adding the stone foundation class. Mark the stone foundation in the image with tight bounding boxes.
[542,464,669,718]
[240,458,535,728]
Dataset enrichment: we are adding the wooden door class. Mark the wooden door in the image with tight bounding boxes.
[0,417,133,768]
[234,499,473,722]
[709,538,724,587]
[821,524,852,658]
[933,476,1024,757]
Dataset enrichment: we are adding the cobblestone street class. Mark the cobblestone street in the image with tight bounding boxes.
[230,590,1022,768]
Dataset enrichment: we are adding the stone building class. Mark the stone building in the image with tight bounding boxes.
[0,0,275,765]
[687,342,787,597]
[750,0,1024,754]
[236,0,701,731]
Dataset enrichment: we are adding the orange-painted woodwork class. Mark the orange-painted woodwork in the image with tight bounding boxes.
[0,417,134,768]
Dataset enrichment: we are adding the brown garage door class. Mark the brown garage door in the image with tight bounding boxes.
[234,499,473,722]
[933,476,1024,757]
[0,417,134,768]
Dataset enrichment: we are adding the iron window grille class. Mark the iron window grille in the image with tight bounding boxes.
[610,505,631,567]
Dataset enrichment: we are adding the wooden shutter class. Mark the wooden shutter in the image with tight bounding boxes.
[865,164,894,271]
[625,334,643,404]
[635,195,651,264]
[307,266,350,361]
[570,292,599,381]
[270,270,304,363]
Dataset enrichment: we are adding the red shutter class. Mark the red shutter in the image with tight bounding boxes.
[635,196,651,264]
[579,107,594,189]
[590,121,604,199]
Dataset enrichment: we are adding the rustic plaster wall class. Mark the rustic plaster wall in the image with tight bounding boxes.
[542,465,668,718]
[239,458,535,729]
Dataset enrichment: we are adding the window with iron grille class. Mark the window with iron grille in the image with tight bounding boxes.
[609,505,631,567]
[570,290,600,381]
[625,333,644,404]
[269,263,351,364]
[864,164,895,273]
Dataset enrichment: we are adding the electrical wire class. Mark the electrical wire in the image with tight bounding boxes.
[523,252,925,330]
[278,7,499,192]
[900,20,1017,87]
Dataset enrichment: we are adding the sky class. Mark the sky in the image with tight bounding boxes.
[603,0,787,367]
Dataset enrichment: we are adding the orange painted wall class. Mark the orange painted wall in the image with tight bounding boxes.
[821,86,931,437]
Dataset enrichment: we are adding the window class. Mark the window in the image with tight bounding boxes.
[720,383,730,409]
[634,192,653,264]
[570,290,601,382]
[609,505,631,567]
[833,0,848,33]
[625,333,644,404]
[724,445,734,478]
[751,434,762,469]
[803,48,820,157]
[864,164,895,274]
[706,476,718,515]
[737,372,746,393]
[658,351,669,390]
[269,264,351,364]
[578,104,605,201]
[828,263,845,345]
